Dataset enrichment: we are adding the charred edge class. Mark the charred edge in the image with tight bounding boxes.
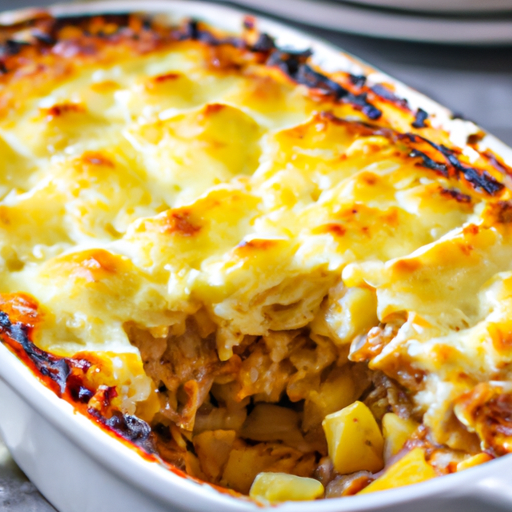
[0,314,70,394]
[142,18,153,32]
[243,17,256,30]
[324,111,503,196]
[349,74,366,88]
[409,134,504,195]
[409,149,448,175]
[431,141,504,195]
[180,19,199,40]
[268,53,382,120]
[440,188,472,204]
[266,48,312,77]
[52,13,131,33]
[89,408,155,454]
[66,372,94,404]
[44,13,133,43]
[0,311,9,330]
[320,111,392,139]
[296,63,349,99]
[0,40,30,58]
[176,21,377,120]
[176,19,246,49]
[251,32,275,53]
[372,84,408,109]
[32,29,57,46]
[467,132,486,146]
[0,308,156,454]
[412,108,428,129]
[0,62,6,75]
[0,14,137,57]
[2,13,381,120]
[346,92,382,120]
[459,166,504,195]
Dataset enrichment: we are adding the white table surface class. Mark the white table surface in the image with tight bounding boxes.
[0,0,511,510]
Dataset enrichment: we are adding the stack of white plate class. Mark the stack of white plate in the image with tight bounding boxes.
[349,0,512,12]
[229,0,512,44]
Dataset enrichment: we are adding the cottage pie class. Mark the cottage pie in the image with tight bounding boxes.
[0,10,511,502]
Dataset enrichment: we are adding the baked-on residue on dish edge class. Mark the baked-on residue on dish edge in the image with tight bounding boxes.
[0,11,511,501]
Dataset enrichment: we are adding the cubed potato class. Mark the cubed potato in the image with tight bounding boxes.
[322,401,384,474]
[221,442,274,494]
[312,284,378,346]
[221,441,316,494]
[382,413,419,461]
[303,366,358,432]
[193,430,237,482]
[359,448,436,494]
[456,453,493,472]
[326,286,378,345]
[250,472,324,502]
[241,403,309,451]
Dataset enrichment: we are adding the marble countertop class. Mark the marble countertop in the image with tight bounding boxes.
[0,1,511,511]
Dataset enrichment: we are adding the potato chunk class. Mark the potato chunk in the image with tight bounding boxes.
[221,441,316,494]
[382,413,419,461]
[250,472,324,503]
[241,404,309,451]
[359,448,436,494]
[456,453,493,472]
[193,430,237,482]
[322,401,384,474]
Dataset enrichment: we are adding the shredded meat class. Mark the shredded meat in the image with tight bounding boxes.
[127,318,224,430]
[363,371,414,422]
[325,471,374,498]
[349,317,403,363]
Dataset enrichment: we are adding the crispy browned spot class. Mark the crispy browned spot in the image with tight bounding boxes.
[467,131,486,146]
[41,102,85,119]
[489,324,512,352]
[462,224,479,236]
[314,223,347,237]
[456,240,473,256]
[151,72,181,83]
[81,151,115,167]
[392,258,421,274]
[49,249,122,283]
[494,201,512,224]
[362,174,378,186]
[0,293,40,327]
[202,103,226,116]
[237,239,278,251]
[160,210,201,236]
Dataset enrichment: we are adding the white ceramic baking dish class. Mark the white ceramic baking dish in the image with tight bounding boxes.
[1,2,512,511]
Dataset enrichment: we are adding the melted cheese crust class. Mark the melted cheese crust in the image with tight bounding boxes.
[1,12,512,492]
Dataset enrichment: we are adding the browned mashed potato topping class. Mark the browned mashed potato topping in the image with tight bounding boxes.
[0,10,511,502]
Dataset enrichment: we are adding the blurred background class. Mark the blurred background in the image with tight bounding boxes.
[0,0,511,510]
